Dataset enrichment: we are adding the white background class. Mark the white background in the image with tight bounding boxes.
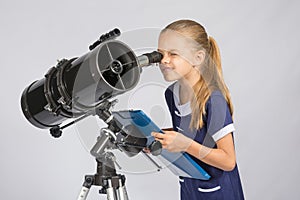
[1,0,299,199]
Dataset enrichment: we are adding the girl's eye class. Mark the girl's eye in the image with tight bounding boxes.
[169,52,178,56]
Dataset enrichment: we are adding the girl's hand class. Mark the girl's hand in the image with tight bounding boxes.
[151,130,193,152]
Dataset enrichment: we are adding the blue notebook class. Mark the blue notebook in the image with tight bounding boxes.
[112,110,211,180]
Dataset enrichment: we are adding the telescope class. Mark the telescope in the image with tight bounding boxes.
[20,27,164,154]
[21,28,162,130]
[20,28,163,200]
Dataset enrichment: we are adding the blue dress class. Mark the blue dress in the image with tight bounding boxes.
[165,82,244,200]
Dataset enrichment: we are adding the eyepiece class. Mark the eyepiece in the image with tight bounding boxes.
[143,51,163,63]
[137,51,163,67]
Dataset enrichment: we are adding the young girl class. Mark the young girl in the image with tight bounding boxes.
[152,19,244,199]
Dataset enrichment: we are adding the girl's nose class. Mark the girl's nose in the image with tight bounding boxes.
[161,53,170,64]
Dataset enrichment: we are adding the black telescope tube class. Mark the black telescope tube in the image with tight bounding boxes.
[21,40,140,129]
[20,44,163,129]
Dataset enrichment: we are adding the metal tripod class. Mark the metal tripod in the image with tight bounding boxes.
[75,100,162,200]
[77,128,129,200]
[77,154,128,200]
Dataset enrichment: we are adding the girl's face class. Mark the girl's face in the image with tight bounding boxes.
[158,30,200,83]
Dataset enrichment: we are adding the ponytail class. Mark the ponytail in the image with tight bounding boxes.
[208,36,222,74]
[208,36,234,117]
[191,36,234,129]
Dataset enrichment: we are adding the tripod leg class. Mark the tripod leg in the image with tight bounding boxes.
[77,175,94,200]
[116,179,129,200]
[77,186,90,200]
[106,179,118,200]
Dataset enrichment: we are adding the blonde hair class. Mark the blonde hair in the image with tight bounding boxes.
[162,19,234,129]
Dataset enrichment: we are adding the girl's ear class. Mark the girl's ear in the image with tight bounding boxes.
[194,50,206,66]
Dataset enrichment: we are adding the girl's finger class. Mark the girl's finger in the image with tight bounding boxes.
[152,132,165,139]
[151,132,159,137]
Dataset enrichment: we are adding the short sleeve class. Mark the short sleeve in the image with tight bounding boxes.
[206,91,235,142]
